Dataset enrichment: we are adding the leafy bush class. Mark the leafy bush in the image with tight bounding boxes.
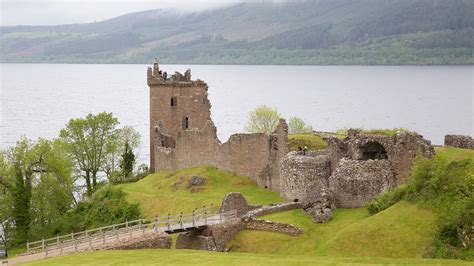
[366,156,474,260]
[366,185,407,215]
[288,117,313,134]
[245,105,281,134]
[64,186,141,232]
[110,164,149,185]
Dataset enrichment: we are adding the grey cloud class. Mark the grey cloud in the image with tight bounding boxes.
[0,0,241,26]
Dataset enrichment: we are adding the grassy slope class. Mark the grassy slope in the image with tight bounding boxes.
[31,146,470,264]
[288,134,327,151]
[118,165,282,218]
[26,249,470,266]
[230,146,473,258]
[231,201,437,258]
[434,146,474,162]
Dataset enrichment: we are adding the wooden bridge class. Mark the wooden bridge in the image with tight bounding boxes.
[2,205,237,265]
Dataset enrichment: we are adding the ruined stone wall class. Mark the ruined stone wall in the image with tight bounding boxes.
[243,202,302,218]
[346,132,434,185]
[325,131,434,186]
[280,152,331,201]
[243,217,303,236]
[206,219,245,251]
[153,118,288,191]
[149,63,289,191]
[280,130,434,209]
[445,135,474,149]
[326,137,349,173]
[329,158,396,208]
[105,232,171,250]
[267,120,290,192]
[175,233,217,251]
[219,192,261,216]
[220,133,273,183]
[154,123,276,186]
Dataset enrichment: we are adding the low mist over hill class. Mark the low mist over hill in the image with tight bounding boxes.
[1,0,473,65]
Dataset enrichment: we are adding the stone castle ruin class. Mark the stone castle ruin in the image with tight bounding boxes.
[148,61,435,221]
[280,129,434,216]
[148,60,288,192]
[444,134,474,149]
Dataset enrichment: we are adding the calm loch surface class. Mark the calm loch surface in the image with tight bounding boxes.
[1,64,472,162]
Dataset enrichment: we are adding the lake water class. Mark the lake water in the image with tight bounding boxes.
[1,64,472,163]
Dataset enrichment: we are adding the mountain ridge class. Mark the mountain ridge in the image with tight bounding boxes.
[1,0,473,65]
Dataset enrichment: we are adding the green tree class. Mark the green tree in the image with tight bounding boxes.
[64,186,141,231]
[59,112,119,196]
[245,105,282,134]
[288,117,313,134]
[102,126,140,181]
[120,142,135,178]
[0,138,75,244]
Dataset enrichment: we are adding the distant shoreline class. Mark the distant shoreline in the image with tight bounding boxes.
[1,61,473,67]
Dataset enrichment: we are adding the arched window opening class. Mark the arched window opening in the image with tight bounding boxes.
[359,141,388,160]
[294,199,299,203]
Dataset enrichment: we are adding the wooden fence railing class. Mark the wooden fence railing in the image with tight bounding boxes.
[25,204,237,254]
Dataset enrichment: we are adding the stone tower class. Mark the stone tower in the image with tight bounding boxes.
[147,60,289,193]
[148,60,212,171]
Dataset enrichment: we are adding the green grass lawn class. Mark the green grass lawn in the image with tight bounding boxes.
[288,134,327,151]
[434,146,474,162]
[118,165,282,218]
[25,249,470,265]
[45,145,469,265]
[230,201,437,258]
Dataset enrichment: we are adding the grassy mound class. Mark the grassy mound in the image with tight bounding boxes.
[288,134,327,151]
[118,165,282,218]
[25,249,471,265]
[230,201,436,258]
[367,147,473,260]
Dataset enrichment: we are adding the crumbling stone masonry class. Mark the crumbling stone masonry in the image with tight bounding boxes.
[219,192,261,216]
[444,135,474,149]
[301,187,335,223]
[105,232,171,250]
[329,158,396,208]
[280,130,435,209]
[243,217,303,236]
[148,61,289,192]
[175,232,218,251]
[176,193,303,252]
[280,151,331,201]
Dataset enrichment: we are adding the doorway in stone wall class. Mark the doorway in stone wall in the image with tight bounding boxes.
[359,141,388,160]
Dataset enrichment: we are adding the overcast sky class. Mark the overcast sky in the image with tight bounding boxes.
[0,0,245,26]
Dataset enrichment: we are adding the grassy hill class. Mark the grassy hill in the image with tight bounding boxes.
[118,165,282,217]
[1,0,473,64]
[231,202,436,258]
[22,146,472,264]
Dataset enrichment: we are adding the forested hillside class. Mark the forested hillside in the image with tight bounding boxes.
[1,0,473,64]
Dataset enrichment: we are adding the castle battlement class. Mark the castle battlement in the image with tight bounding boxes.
[147,59,207,87]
